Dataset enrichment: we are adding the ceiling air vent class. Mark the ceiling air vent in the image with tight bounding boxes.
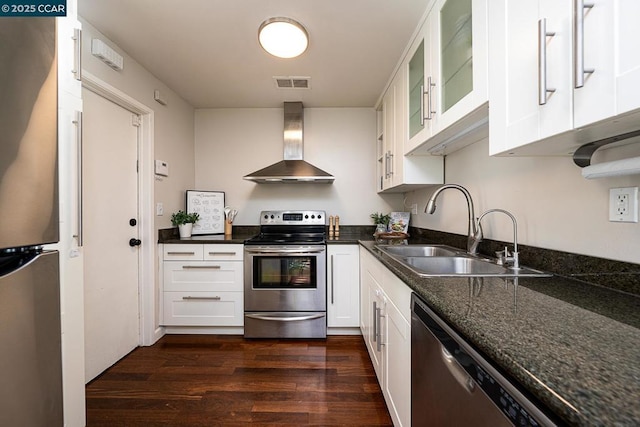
[274,76,311,89]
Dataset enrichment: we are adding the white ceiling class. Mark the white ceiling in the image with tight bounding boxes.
[78,0,429,108]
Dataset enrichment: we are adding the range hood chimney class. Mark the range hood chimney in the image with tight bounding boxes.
[243,102,335,184]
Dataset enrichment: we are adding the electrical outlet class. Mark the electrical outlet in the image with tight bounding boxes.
[410,204,418,215]
[609,187,638,223]
[156,202,164,216]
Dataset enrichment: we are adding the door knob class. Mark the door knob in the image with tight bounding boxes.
[129,238,142,247]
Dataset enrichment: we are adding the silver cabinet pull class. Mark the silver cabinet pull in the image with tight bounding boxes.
[182,265,221,269]
[574,0,595,88]
[384,151,389,179]
[167,251,196,255]
[72,28,82,81]
[330,255,335,304]
[72,111,83,246]
[375,304,383,352]
[373,301,378,343]
[182,296,221,301]
[426,76,436,120]
[538,19,557,105]
[208,252,237,256]
[419,83,426,126]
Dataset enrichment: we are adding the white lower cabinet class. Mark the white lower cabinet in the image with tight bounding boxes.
[360,247,411,427]
[161,244,243,327]
[162,291,243,326]
[327,245,360,328]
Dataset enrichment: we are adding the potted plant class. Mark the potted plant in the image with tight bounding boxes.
[171,210,200,238]
[370,212,391,235]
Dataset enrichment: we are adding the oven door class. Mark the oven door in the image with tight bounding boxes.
[244,245,326,312]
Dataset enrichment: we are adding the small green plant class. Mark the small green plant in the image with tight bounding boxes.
[171,210,200,226]
[370,212,391,226]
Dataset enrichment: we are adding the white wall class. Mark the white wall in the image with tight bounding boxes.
[195,107,402,224]
[79,19,195,229]
[405,138,640,264]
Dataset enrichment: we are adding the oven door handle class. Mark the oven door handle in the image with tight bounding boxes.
[245,248,325,255]
[245,313,326,322]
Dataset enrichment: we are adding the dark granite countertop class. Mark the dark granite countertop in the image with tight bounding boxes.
[158,226,258,244]
[159,225,377,245]
[327,232,376,244]
[360,240,640,426]
[159,234,253,244]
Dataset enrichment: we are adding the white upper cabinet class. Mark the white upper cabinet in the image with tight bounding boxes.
[407,0,489,156]
[489,0,640,156]
[611,0,640,116]
[377,69,443,193]
[57,10,82,98]
[488,0,573,155]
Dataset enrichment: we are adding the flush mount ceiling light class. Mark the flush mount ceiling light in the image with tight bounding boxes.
[258,17,309,59]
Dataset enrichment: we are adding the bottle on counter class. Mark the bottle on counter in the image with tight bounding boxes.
[329,215,335,238]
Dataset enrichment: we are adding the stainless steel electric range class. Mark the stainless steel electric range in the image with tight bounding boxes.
[244,210,327,338]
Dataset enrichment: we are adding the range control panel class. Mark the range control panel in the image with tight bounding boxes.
[259,210,326,226]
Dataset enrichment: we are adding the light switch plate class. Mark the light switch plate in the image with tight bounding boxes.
[609,187,638,222]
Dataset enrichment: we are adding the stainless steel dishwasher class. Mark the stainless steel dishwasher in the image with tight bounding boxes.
[411,293,559,427]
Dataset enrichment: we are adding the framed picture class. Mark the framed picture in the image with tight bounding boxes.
[186,190,225,235]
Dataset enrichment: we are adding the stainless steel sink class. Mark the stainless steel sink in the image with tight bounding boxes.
[400,256,551,277]
[376,244,461,258]
[375,244,551,278]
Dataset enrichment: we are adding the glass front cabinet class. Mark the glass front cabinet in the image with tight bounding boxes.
[406,0,488,155]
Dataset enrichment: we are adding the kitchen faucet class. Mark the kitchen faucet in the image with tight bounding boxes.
[474,209,520,269]
[425,184,479,254]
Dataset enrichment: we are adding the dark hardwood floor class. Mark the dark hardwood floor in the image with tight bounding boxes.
[85,334,393,426]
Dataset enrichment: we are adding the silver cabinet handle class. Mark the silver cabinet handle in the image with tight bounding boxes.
[182,265,221,269]
[375,304,383,352]
[426,76,436,120]
[384,152,389,178]
[388,152,394,176]
[182,296,221,301]
[574,0,595,88]
[72,111,83,246]
[373,301,378,343]
[330,254,335,304]
[245,313,325,322]
[538,19,557,105]
[167,251,196,255]
[72,28,82,81]
[208,252,237,256]
[419,83,426,126]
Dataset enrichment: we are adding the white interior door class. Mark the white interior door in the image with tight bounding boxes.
[82,88,140,382]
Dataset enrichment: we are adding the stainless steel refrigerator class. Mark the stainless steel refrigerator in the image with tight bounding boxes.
[0,17,63,426]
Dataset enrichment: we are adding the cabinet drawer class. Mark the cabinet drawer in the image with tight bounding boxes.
[163,261,243,292]
[162,291,243,326]
[163,244,204,260]
[203,244,243,261]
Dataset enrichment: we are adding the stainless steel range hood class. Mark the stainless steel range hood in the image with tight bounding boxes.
[243,102,335,184]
